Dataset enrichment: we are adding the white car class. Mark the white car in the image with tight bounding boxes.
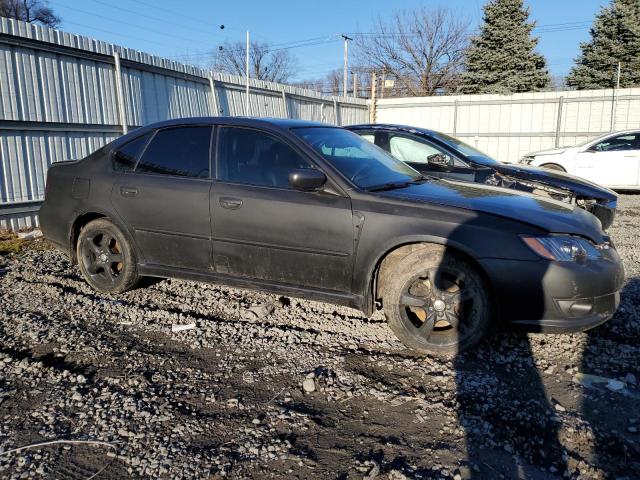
[520,130,640,190]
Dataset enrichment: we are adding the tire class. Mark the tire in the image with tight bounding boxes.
[540,163,566,172]
[76,218,139,294]
[383,247,491,357]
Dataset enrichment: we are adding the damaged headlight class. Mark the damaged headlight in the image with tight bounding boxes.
[521,235,603,262]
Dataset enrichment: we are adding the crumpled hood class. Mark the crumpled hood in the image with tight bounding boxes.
[493,163,618,203]
[378,179,605,243]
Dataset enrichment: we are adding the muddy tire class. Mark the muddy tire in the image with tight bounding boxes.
[77,218,139,294]
[383,247,491,357]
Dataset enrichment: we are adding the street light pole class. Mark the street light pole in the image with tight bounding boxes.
[341,35,352,98]
[245,30,250,116]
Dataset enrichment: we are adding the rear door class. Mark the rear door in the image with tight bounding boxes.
[110,125,213,270]
[574,133,640,187]
[210,126,354,292]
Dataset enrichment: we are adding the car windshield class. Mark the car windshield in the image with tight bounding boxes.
[427,131,499,166]
[293,127,423,189]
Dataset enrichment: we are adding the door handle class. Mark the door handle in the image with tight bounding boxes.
[219,197,242,209]
[120,186,138,197]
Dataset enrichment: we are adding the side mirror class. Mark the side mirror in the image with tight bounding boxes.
[289,169,327,191]
[427,153,451,169]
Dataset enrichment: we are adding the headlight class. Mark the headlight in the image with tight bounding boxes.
[520,156,534,165]
[520,235,603,262]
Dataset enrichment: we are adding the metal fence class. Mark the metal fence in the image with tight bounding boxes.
[0,17,369,230]
[375,88,640,164]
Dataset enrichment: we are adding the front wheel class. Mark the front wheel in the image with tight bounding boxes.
[383,248,491,356]
[77,218,139,294]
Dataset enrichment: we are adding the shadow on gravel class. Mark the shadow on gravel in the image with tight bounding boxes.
[578,277,640,478]
[455,336,567,478]
[444,209,568,478]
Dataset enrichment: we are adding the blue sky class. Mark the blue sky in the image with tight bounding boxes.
[51,0,607,82]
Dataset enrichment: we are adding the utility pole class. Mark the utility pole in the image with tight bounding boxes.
[369,71,377,123]
[352,71,357,99]
[245,30,250,116]
[611,61,621,131]
[341,35,352,98]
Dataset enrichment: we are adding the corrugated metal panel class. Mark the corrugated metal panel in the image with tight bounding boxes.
[0,210,38,230]
[0,130,117,204]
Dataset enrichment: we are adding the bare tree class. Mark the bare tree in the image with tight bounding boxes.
[293,68,372,97]
[213,41,298,84]
[0,0,61,28]
[354,6,469,96]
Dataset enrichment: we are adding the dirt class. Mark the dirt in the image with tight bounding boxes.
[1,195,640,479]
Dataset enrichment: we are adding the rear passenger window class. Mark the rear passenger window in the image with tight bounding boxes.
[112,133,151,172]
[136,126,211,178]
[217,127,310,188]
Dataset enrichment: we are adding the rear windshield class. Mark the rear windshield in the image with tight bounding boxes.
[293,127,422,188]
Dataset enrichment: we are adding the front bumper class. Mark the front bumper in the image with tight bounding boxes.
[479,247,624,333]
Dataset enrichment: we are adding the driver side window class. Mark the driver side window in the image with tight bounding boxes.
[389,134,468,167]
[592,133,640,152]
[217,127,311,189]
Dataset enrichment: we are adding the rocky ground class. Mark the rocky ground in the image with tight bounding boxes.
[1,195,639,479]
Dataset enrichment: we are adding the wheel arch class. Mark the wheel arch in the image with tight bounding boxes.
[539,162,567,172]
[69,209,139,264]
[363,236,495,317]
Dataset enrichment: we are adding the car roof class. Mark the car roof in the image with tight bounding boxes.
[139,116,329,130]
[346,123,441,136]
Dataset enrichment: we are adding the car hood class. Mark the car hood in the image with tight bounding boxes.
[492,163,618,203]
[377,179,605,243]
[525,147,571,157]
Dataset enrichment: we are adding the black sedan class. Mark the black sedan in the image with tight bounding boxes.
[346,124,618,230]
[40,118,624,355]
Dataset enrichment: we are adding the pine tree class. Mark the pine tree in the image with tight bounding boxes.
[566,0,640,90]
[458,0,550,94]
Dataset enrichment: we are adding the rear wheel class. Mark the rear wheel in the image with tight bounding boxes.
[540,163,566,172]
[383,247,491,356]
[77,218,139,294]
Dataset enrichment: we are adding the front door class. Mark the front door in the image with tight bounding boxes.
[361,131,476,182]
[574,132,640,188]
[110,125,213,270]
[210,126,354,292]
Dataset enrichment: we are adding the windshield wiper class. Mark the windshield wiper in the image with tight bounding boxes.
[366,176,428,192]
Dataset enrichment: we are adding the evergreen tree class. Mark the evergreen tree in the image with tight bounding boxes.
[458,0,550,94]
[566,0,640,90]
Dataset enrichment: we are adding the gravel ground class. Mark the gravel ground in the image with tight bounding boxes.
[1,195,639,479]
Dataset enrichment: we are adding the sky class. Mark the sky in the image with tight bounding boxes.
[49,0,608,82]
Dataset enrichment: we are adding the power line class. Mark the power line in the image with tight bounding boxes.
[88,0,222,38]
[344,20,593,39]
[56,2,205,44]
[61,20,178,49]
[162,35,341,60]
[127,0,235,30]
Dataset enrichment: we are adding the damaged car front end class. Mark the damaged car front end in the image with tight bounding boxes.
[346,124,618,230]
[484,163,618,230]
